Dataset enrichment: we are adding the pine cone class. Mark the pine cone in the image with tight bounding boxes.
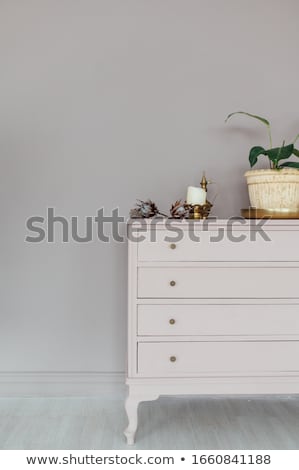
[130,199,159,218]
[170,200,190,219]
[129,208,141,218]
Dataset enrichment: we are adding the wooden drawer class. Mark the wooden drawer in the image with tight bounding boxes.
[137,304,299,337]
[138,267,299,299]
[137,229,299,262]
[138,341,299,377]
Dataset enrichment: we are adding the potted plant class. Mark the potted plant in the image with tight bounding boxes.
[226,111,299,211]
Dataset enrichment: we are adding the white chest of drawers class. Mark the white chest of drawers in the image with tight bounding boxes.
[124,219,299,445]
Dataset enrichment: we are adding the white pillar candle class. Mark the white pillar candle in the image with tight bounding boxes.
[186,186,206,205]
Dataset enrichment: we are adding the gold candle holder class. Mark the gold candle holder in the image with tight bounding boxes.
[191,204,202,219]
[187,173,213,219]
[188,201,213,219]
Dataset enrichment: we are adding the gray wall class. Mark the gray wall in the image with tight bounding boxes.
[1,0,298,392]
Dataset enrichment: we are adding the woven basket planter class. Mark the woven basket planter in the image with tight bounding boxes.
[244,168,299,211]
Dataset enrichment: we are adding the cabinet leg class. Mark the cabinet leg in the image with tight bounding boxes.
[124,392,159,445]
[124,394,139,445]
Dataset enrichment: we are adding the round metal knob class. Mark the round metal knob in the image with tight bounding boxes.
[170,280,176,287]
[170,356,177,363]
[169,318,176,325]
[170,243,176,250]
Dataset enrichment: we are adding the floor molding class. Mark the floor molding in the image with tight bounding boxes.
[0,371,126,397]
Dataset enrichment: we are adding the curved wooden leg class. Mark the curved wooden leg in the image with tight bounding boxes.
[124,394,140,445]
[124,391,159,445]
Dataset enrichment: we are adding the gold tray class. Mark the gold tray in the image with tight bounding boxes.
[241,208,299,219]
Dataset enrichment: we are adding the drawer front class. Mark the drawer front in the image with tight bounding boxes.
[137,304,299,337]
[137,229,299,262]
[138,267,299,298]
[138,341,299,377]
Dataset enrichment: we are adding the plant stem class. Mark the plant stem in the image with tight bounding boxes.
[268,126,273,149]
[267,125,273,168]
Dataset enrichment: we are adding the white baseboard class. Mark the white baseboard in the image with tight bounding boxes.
[0,372,126,398]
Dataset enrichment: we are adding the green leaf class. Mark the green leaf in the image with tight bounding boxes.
[225,111,273,148]
[265,144,294,163]
[293,148,299,157]
[279,161,299,169]
[249,146,266,167]
[225,111,270,127]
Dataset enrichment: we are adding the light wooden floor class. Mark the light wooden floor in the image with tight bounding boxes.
[0,395,299,449]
